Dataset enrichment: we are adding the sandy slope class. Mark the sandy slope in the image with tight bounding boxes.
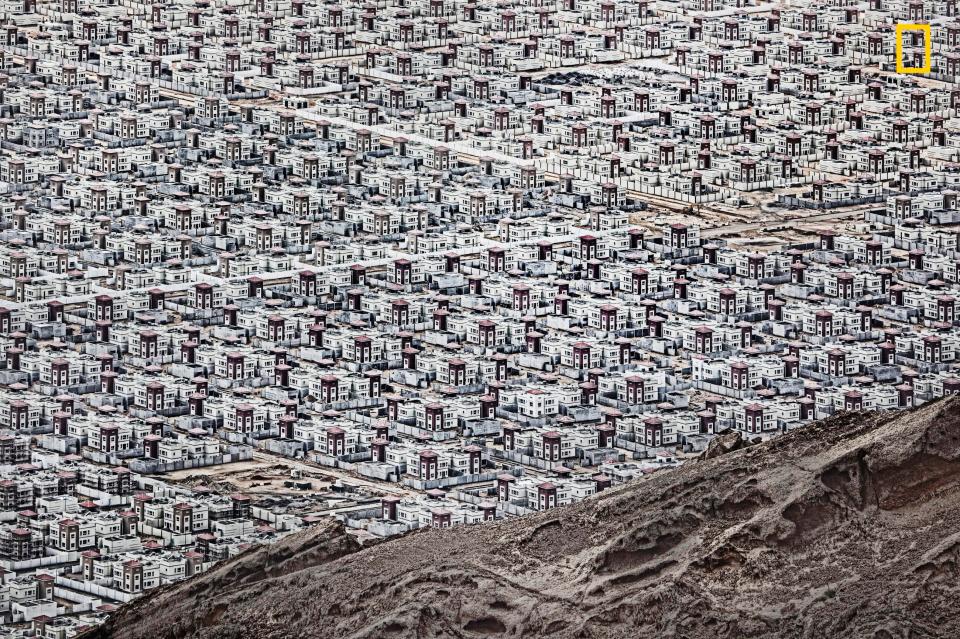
[87,397,960,639]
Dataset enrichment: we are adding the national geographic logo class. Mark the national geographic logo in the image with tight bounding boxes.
[895,23,931,74]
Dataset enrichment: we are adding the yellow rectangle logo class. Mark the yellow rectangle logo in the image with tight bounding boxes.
[895,23,931,74]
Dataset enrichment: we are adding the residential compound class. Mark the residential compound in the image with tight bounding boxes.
[0,0,957,632]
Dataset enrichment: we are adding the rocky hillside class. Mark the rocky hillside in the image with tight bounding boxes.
[87,398,960,639]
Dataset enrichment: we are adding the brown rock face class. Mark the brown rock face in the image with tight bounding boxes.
[87,398,960,639]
